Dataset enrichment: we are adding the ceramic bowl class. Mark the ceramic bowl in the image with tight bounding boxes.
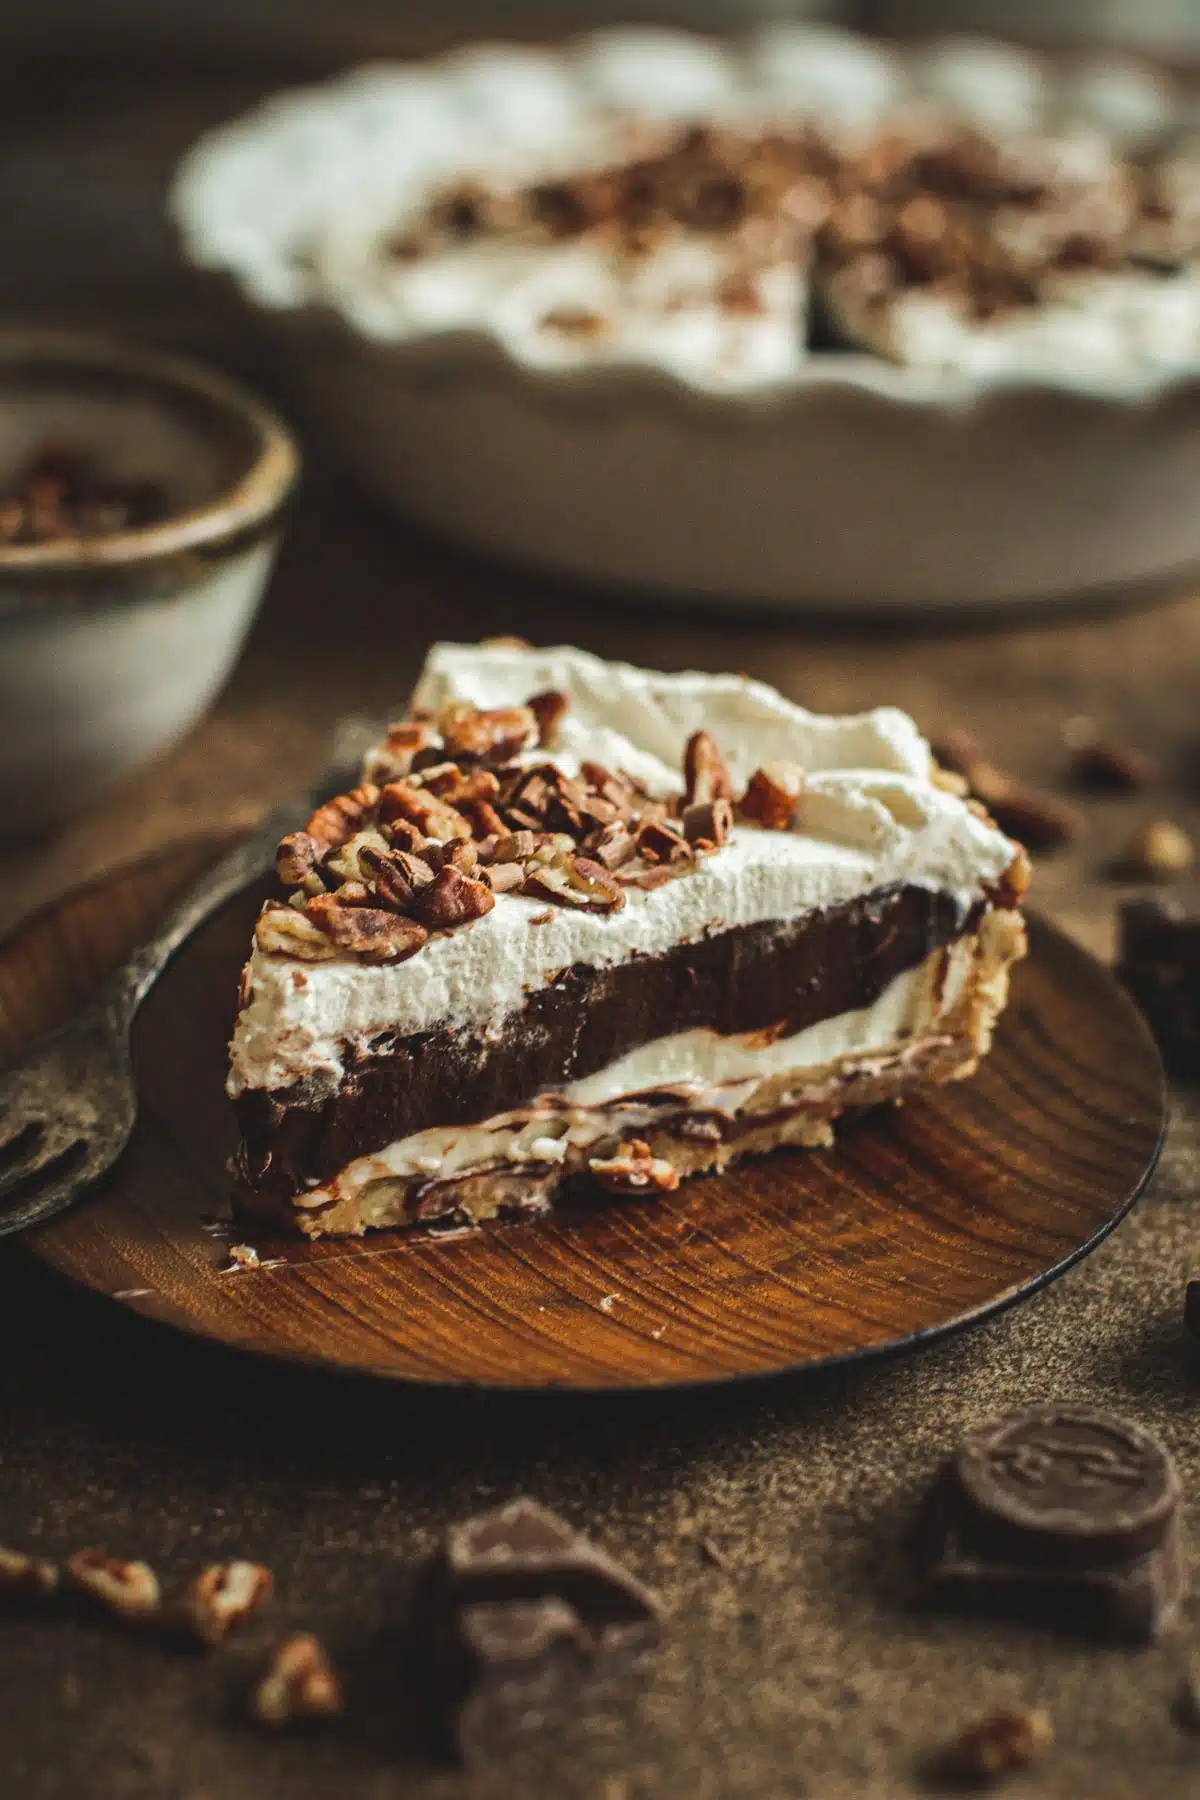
[0,332,298,839]
[172,27,1200,614]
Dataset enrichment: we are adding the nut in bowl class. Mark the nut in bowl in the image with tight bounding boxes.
[0,332,299,840]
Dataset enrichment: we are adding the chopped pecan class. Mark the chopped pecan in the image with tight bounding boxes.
[494,829,538,864]
[358,844,435,911]
[684,730,734,805]
[682,797,732,848]
[636,817,692,864]
[484,861,525,894]
[938,1707,1052,1783]
[383,720,435,768]
[0,1545,58,1597]
[463,798,508,840]
[523,853,627,913]
[65,1549,161,1622]
[382,816,428,855]
[740,762,804,830]
[589,1139,680,1196]
[438,702,537,763]
[275,832,325,895]
[630,865,677,890]
[322,828,391,885]
[1072,738,1156,792]
[528,688,569,747]
[254,903,338,962]
[409,760,463,793]
[436,768,502,807]
[176,1561,274,1647]
[588,821,637,869]
[413,865,496,929]
[252,1634,342,1727]
[378,780,471,843]
[541,305,608,337]
[580,761,637,810]
[973,775,1080,851]
[304,895,429,962]
[1117,820,1194,881]
[302,785,379,851]
[441,837,480,874]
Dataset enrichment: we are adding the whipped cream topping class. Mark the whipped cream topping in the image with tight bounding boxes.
[292,937,974,1209]
[174,28,1195,393]
[228,643,1017,1096]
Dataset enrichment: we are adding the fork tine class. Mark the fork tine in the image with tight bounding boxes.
[0,1137,86,1209]
[0,1120,43,1167]
[0,1152,93,1237]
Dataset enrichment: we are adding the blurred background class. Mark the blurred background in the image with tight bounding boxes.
[3,0,1197,345]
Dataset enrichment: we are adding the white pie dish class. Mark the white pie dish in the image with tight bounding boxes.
[172,27,1200,613]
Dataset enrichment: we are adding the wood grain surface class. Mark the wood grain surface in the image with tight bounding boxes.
[2,841,1166,1391]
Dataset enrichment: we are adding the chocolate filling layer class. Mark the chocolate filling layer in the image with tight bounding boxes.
[236,883,967,1199]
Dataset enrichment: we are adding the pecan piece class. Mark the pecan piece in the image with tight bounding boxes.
[684,730,734,805]
[463,798,508,840]
[589,1139,680,1196]
[0,1545,58,1597]
[304,895,429,962]
[383,720,435,768]
[484,861,525,894]
[740,762,804,830]
[1071,738,1156,792]
[937,1707,1052,1784]
[413,864,496,929]
[588,821,637,869]
[65,1549,161,1621]
[275,832,325,895]
[682,797,732,848]
[439,702,537,763]
[176,1561,274,1647]
[358,844,435,911]
[252,1633,343,1727]
[635,817,692,864]
[522,853,627,913]
[528,688,569,747]
[302,785,379,851]
[494,829,538,864]
[254,903,338,962]
[1117,820,1194,881]
[378,780,471,843]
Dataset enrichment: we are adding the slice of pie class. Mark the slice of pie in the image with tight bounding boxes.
[228,642,1028,1238]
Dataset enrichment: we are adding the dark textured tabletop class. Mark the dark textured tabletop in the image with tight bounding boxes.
[4,41,1200,1800]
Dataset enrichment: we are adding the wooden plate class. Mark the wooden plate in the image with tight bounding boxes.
[4,840,1165,1393]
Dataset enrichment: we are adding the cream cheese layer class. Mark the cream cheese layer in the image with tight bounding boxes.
[290,939,975,1210]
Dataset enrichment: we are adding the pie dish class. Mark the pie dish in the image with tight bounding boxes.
[174,28,1200,611]
[228,641,1029,1239]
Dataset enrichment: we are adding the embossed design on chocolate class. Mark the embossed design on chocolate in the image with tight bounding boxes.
[922,1404,1184,1643]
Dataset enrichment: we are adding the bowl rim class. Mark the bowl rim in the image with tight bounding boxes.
[0,329,300,579]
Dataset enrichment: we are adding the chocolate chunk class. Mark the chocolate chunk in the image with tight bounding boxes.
[418,1499,664,1760]
[920,1405,1184,1643]
[451,1598,596,1760]
[1117,898,1200,1073]
[437,1498,662,1651]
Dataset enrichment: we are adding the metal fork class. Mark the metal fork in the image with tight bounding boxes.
[0,721,377,1238]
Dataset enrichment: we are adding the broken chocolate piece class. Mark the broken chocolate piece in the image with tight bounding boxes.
[451,1598,597,1761]
[1117,898,1200,1074]
[920,1404,1184,1644]
[418,1498,664,1760]
[434,1498,662,1649]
